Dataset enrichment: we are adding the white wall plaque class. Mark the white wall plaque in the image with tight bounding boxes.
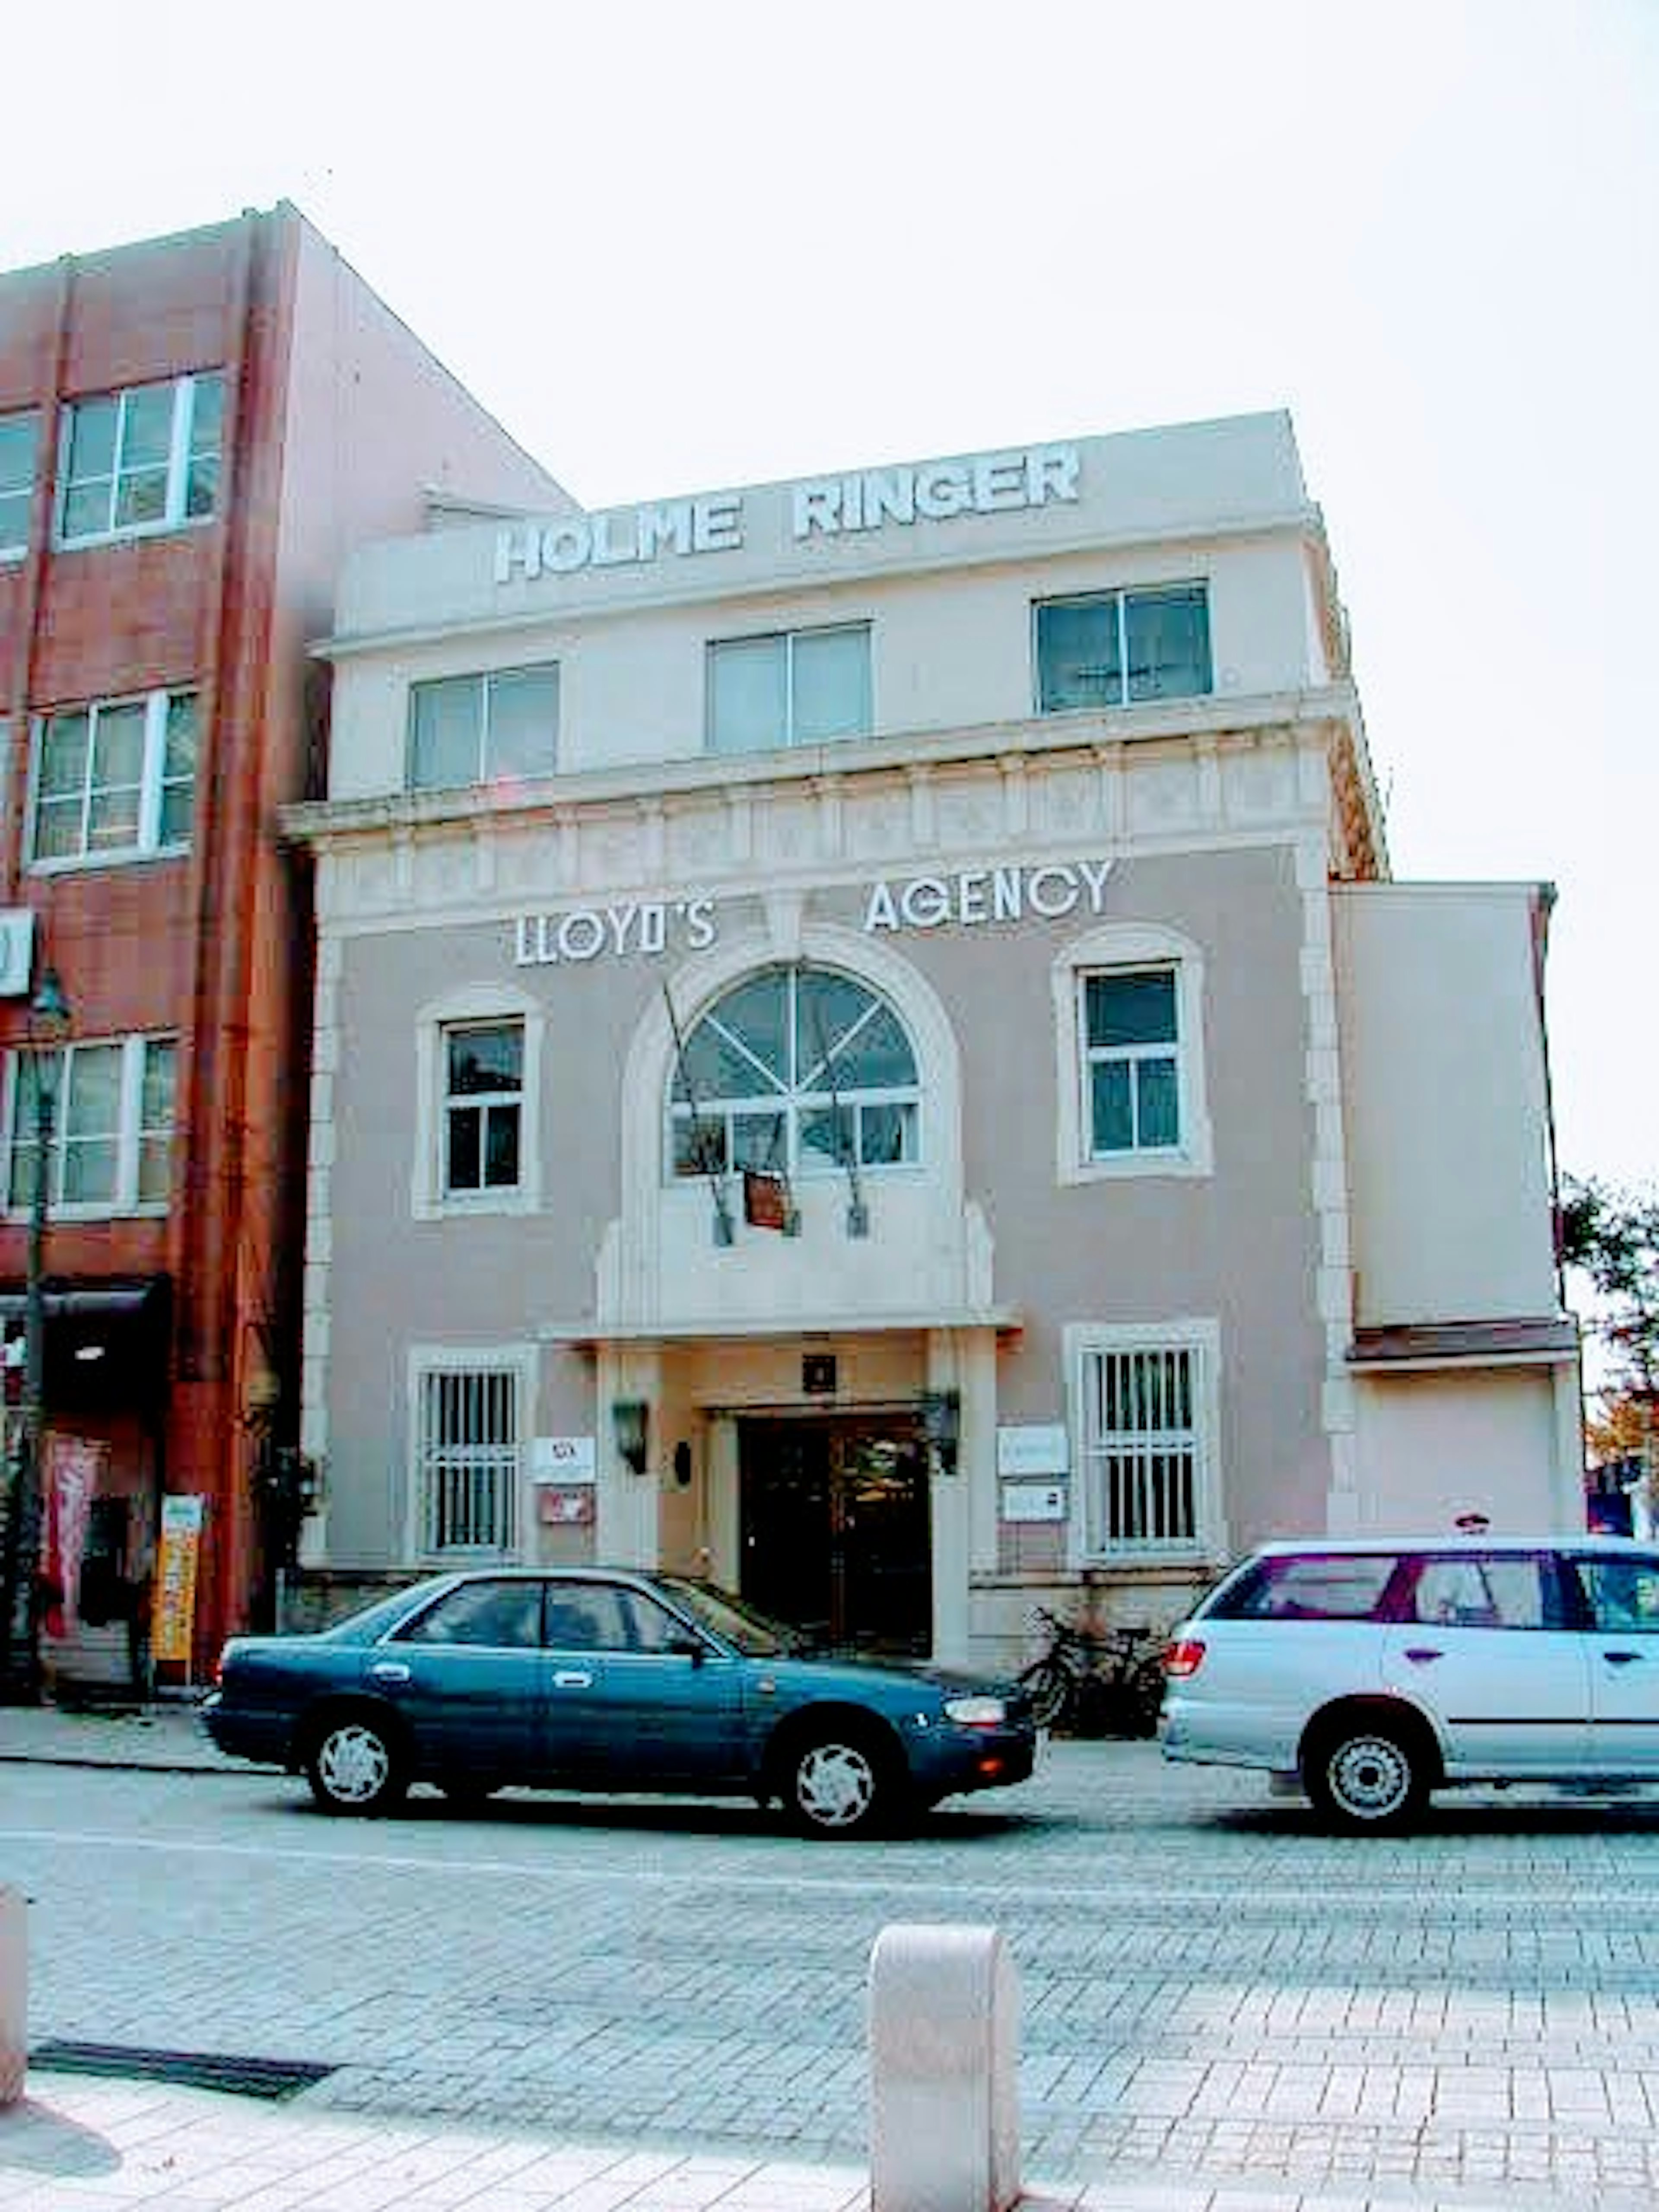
[996,1424,1069,1477]
[531,1435,597,1485]
[0,912,35,997]
[1001,1483,1068,1524]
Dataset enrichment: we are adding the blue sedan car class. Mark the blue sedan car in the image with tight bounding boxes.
[200,1567,1037,1837]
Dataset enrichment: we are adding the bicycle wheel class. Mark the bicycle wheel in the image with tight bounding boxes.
[1125,1653,1167,1738]
[1017,1658,1074,1731]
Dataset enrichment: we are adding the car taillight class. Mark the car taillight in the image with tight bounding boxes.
[1163,1636,1207,1679]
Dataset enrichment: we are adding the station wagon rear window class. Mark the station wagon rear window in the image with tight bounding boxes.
[1210,1552,1401,1621]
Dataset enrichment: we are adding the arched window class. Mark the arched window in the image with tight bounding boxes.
[668,964,919,1182]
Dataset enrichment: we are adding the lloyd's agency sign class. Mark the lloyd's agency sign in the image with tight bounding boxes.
[512,857,1113,967]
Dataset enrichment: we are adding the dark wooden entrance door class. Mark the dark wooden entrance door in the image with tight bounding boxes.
[738,1417,931,1656]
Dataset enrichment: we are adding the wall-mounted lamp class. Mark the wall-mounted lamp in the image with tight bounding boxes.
[612,1398,650,1476]
[918,1389,961,1477]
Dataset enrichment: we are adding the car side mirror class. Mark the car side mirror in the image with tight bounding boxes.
[667,1636,705,1667]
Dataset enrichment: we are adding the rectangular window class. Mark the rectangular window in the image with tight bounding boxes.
[7,1036,176,1214]
[409,664,558,791]
[444,1020,523,1195]
[708,624,871,754]
[30,689,196,865]
[0,410,39,557]
[1079,1341,1205,1557]
[1082,967,1180,1155]
[1036,584,1211,712]
[57,372,224,546]
[416,1367,520,1557]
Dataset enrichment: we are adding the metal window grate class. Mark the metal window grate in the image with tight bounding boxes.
[1084,1345,1198,1552]
[418,1367,519,1556]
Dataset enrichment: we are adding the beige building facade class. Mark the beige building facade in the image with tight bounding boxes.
[285,411,1580,1665]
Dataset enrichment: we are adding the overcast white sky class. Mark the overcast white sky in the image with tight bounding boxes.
[8,0,1656,1197]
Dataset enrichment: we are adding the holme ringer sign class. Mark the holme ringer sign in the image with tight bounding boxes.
[495,443,1082,584]
[512,858,1112,967]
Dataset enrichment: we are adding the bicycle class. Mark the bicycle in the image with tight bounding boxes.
[1016,1606,1167,1738]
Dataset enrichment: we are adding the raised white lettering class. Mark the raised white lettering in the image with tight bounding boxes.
[992,868,1023,921]
[589,511,638,568]
[900,877,951,928]
[957,870,988,924]
[915,464,969,521]
[543,521,591,574]
[557,909,605,961]
[1078,857,1112,911]
[863,469,916,527]
[635,503,693,559]
[694,496,744,553]
[1030,446,1081,506]
[640,904,667,953]
[605,904,638,953]
[495,526,542,584]
[973,456,1026,513]
[684,898,717,950]
[1027,865,1078,918]
[863,881,899,933]
[793,480,841,538]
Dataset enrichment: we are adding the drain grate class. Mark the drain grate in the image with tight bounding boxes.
[29,2040,337,2101]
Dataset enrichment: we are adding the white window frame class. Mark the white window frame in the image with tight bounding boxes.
[1052,923,1212,1182]
[1064,1318,1224,1566]
[406,662,560,791]
[1033,582,1212,713]
[405,1342,534,1564]
[5,1033,177,1218]
[0,408,39,560]
[412,985,544,1220]
[28,688,196,869]
[55,372,223,549]
[706,623,872,754]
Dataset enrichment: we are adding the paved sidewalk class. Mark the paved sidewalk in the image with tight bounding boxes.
[0,1704,1646,2212]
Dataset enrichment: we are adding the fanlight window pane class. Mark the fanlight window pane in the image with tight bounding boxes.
[669,965,919,1182]
[1086,971,1176,1048]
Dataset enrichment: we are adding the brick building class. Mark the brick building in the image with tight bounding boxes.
[0,204,570,1688]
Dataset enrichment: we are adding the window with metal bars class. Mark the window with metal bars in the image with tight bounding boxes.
[416,1367,520,1557]
[1080,1343,1201,1555]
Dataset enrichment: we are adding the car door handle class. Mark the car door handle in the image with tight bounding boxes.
[1602,1649,1645,1667]
[369,1662,411,1685]
[553,1669,594,1688]
[1402,1646,1443,1664]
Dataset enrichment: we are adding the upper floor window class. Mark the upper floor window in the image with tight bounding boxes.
[0,410,39,558]
[669,963,918,1181]
[1036,584,1211,713]
[1052,923,1212,1183]
[409,664,559,792]
[707,624,871,755]
[30,689,196,866]
[57,372,224,546]
[6,1034,176,1215]
[444,1020,523,1196]
[1084,968,1180,1156]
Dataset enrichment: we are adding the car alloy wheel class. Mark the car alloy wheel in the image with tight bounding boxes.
[308,1716,405,1815]
[1313,1725,1423,1831]
[790,1735,885,1837]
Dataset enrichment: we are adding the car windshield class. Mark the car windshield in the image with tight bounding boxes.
[317,1584,443,1643]
[655,1576,809,1658]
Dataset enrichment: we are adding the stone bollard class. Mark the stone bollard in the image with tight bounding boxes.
[0,1885,24,2106]
[868,1923,1020,2212]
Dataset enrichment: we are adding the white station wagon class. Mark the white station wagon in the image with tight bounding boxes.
[1160,1535,1659,1829]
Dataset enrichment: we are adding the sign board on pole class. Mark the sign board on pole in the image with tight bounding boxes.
[152,1495,206,1671]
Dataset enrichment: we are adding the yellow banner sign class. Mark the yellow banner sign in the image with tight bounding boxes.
[152,1495,206,1667]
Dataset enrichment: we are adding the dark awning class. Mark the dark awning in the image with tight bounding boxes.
[0,1276,170,1327]
[1346,1316,1579,1372]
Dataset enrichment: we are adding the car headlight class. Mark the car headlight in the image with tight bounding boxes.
[943,1694,1007,1726]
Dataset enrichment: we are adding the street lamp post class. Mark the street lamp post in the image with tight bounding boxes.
[0,966,71,1704]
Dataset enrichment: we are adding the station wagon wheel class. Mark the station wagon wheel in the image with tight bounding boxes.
[1305,1719,1426,1833]
[782,1725,897,1839]
[305,1711,407,1815]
